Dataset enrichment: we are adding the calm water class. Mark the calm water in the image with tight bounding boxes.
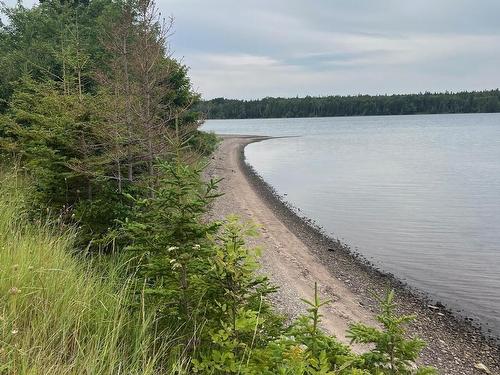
[202,114,500,337]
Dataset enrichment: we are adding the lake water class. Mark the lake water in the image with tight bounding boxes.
[202,114,500,337]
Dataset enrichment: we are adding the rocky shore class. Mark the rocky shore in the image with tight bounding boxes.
[205,135,500,375]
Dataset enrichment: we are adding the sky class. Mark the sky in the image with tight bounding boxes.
[4,0,500,99]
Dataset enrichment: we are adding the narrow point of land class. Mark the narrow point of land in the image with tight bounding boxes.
[206,135,500,375]
[207,135,378,349]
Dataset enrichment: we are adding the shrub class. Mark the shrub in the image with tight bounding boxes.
[122,159,222,339]
[347,290,437,374]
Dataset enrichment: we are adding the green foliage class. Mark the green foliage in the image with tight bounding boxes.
[193,217,281,374]
[122,159,222,334]
[0,172,171,374]
[197,91,500,119]
[189,130,220,156]
[347,290,437,374]
[0,77,90,205]
[193,279,360,375]
[288,283,358,373]
[0,0,215,246]
[206,217,276,330]
[0,76,132,242]
[0,0,119,109]
[193,217,282,373]
[298,282,334,357]
[193,280,436,374]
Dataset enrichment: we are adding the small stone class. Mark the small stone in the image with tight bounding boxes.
[474,363,491,374]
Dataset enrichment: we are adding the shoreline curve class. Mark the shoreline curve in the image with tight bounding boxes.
[206,134,500,375]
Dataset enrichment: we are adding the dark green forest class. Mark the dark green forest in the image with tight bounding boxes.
[197,90,500,119]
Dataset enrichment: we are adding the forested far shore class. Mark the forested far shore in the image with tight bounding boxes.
[197,90,500,119]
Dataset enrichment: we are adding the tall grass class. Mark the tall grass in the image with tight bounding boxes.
[0,172,173,374]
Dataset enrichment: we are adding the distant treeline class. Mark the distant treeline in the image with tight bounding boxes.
[197,90,500,119]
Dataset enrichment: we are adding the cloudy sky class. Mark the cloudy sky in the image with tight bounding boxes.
[5,0,500,99]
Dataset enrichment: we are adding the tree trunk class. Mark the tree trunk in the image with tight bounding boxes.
[123,34,134,182]
[117,160,122,193]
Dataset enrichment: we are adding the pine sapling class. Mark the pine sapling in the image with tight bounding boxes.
[347,290,437,374]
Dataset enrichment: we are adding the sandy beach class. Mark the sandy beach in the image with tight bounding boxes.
[205,135,500,375]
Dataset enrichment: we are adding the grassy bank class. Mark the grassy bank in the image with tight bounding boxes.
[0,173,172,374]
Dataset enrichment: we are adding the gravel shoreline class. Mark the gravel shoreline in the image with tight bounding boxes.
[207,135,500,375]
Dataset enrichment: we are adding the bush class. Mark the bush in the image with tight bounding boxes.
[122,159,222,339]
[348,290,437,374]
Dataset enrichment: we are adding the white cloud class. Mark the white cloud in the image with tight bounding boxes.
[201,54,281,68]
[182,29,500,99]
